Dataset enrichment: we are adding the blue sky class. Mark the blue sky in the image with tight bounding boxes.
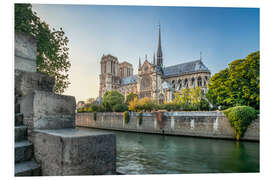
[32,4,259,102]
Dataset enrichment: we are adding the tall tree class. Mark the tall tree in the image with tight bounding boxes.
[125,92,138,104]
[207,51,260,109]
[15,4,71,94]
[102,90,125,111]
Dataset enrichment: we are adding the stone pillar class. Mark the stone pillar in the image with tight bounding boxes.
[15,32,37,72]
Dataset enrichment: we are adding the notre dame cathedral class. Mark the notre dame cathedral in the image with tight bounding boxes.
[99,26,211,104]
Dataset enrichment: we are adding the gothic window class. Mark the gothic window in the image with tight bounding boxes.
[144,66,148,72]
[197,76,202,87]
[172,80,175,84]
[178,79,182,89]
[191,78,195,87]
[111,61,112,73]
[184,78,188,88]
[205,76,208,81]
[141,75,151,91]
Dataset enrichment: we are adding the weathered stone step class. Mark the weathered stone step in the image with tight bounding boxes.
[15,103,20,114]
[15,113,24,126]
[15,160,41,176]
[15,126,27,141]
[15,141,33,163]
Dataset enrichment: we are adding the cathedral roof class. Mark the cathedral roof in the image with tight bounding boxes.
[163,60,210,78]
[120,75,138,85]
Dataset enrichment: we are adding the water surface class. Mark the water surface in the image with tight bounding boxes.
[80,128,259,174]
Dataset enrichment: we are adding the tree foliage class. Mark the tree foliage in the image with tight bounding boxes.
[15,4,71,94]
[223,106,257,141]
[173,87,209,110]
[125,92,138,105]
[128,97,156,112]
[207,51,260,110]
[102,90,125,111]
[138,112,143,125]
[112,104,128,112]
[123,111,130,124]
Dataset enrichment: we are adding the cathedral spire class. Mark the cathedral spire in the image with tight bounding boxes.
[157,23,163,67]
[139,57,141,69]
[153,52,156,65]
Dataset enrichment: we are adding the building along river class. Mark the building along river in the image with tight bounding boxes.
[79,127,259,174]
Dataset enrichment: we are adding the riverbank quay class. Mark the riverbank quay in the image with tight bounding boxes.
[76,111,259,141]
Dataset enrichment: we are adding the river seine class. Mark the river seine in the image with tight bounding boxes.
[81,128,259,174]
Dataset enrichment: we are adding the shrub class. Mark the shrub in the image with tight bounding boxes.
[123,111,130,124]
[138,112,143,125]
[223,106,257,141]
[113,104,128,112]
[128,97,157,112]
[199,99,210,111]
[128,97,139,112]
[163,103,181,111]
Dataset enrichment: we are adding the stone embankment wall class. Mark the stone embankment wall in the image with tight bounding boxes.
[76,111,259,141]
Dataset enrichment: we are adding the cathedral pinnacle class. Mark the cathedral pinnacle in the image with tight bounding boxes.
[153,52,156,65]
[139,57,141,69]
[157,23,163,67]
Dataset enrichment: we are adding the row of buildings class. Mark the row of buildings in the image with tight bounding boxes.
[98,25,211,104]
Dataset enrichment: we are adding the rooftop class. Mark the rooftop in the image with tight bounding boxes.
[163,60,210,78]
[120,75,138,85]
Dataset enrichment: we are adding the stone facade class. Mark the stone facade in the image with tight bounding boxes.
[99,26,211,103]
[76,112,259,141]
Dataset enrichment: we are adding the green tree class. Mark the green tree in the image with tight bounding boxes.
[125,92,138,104]
[102,90,125,111]
[86,98,95,105]
[207,51,260,109]
[15,4,71,94]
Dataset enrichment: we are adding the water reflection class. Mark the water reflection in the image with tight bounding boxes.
[79,128,259,174]
[116,131,259,174]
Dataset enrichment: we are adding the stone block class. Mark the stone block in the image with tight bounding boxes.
[15,113,24,126]
[30,128,116,176]
[15,141,33,163]
[20,90,76,130]
[15,160,41,176]
[15,126,27,141]
[15,32,37,72]
[15,69,55,97]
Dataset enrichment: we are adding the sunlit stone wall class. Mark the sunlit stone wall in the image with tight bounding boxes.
[76,112,259,141]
